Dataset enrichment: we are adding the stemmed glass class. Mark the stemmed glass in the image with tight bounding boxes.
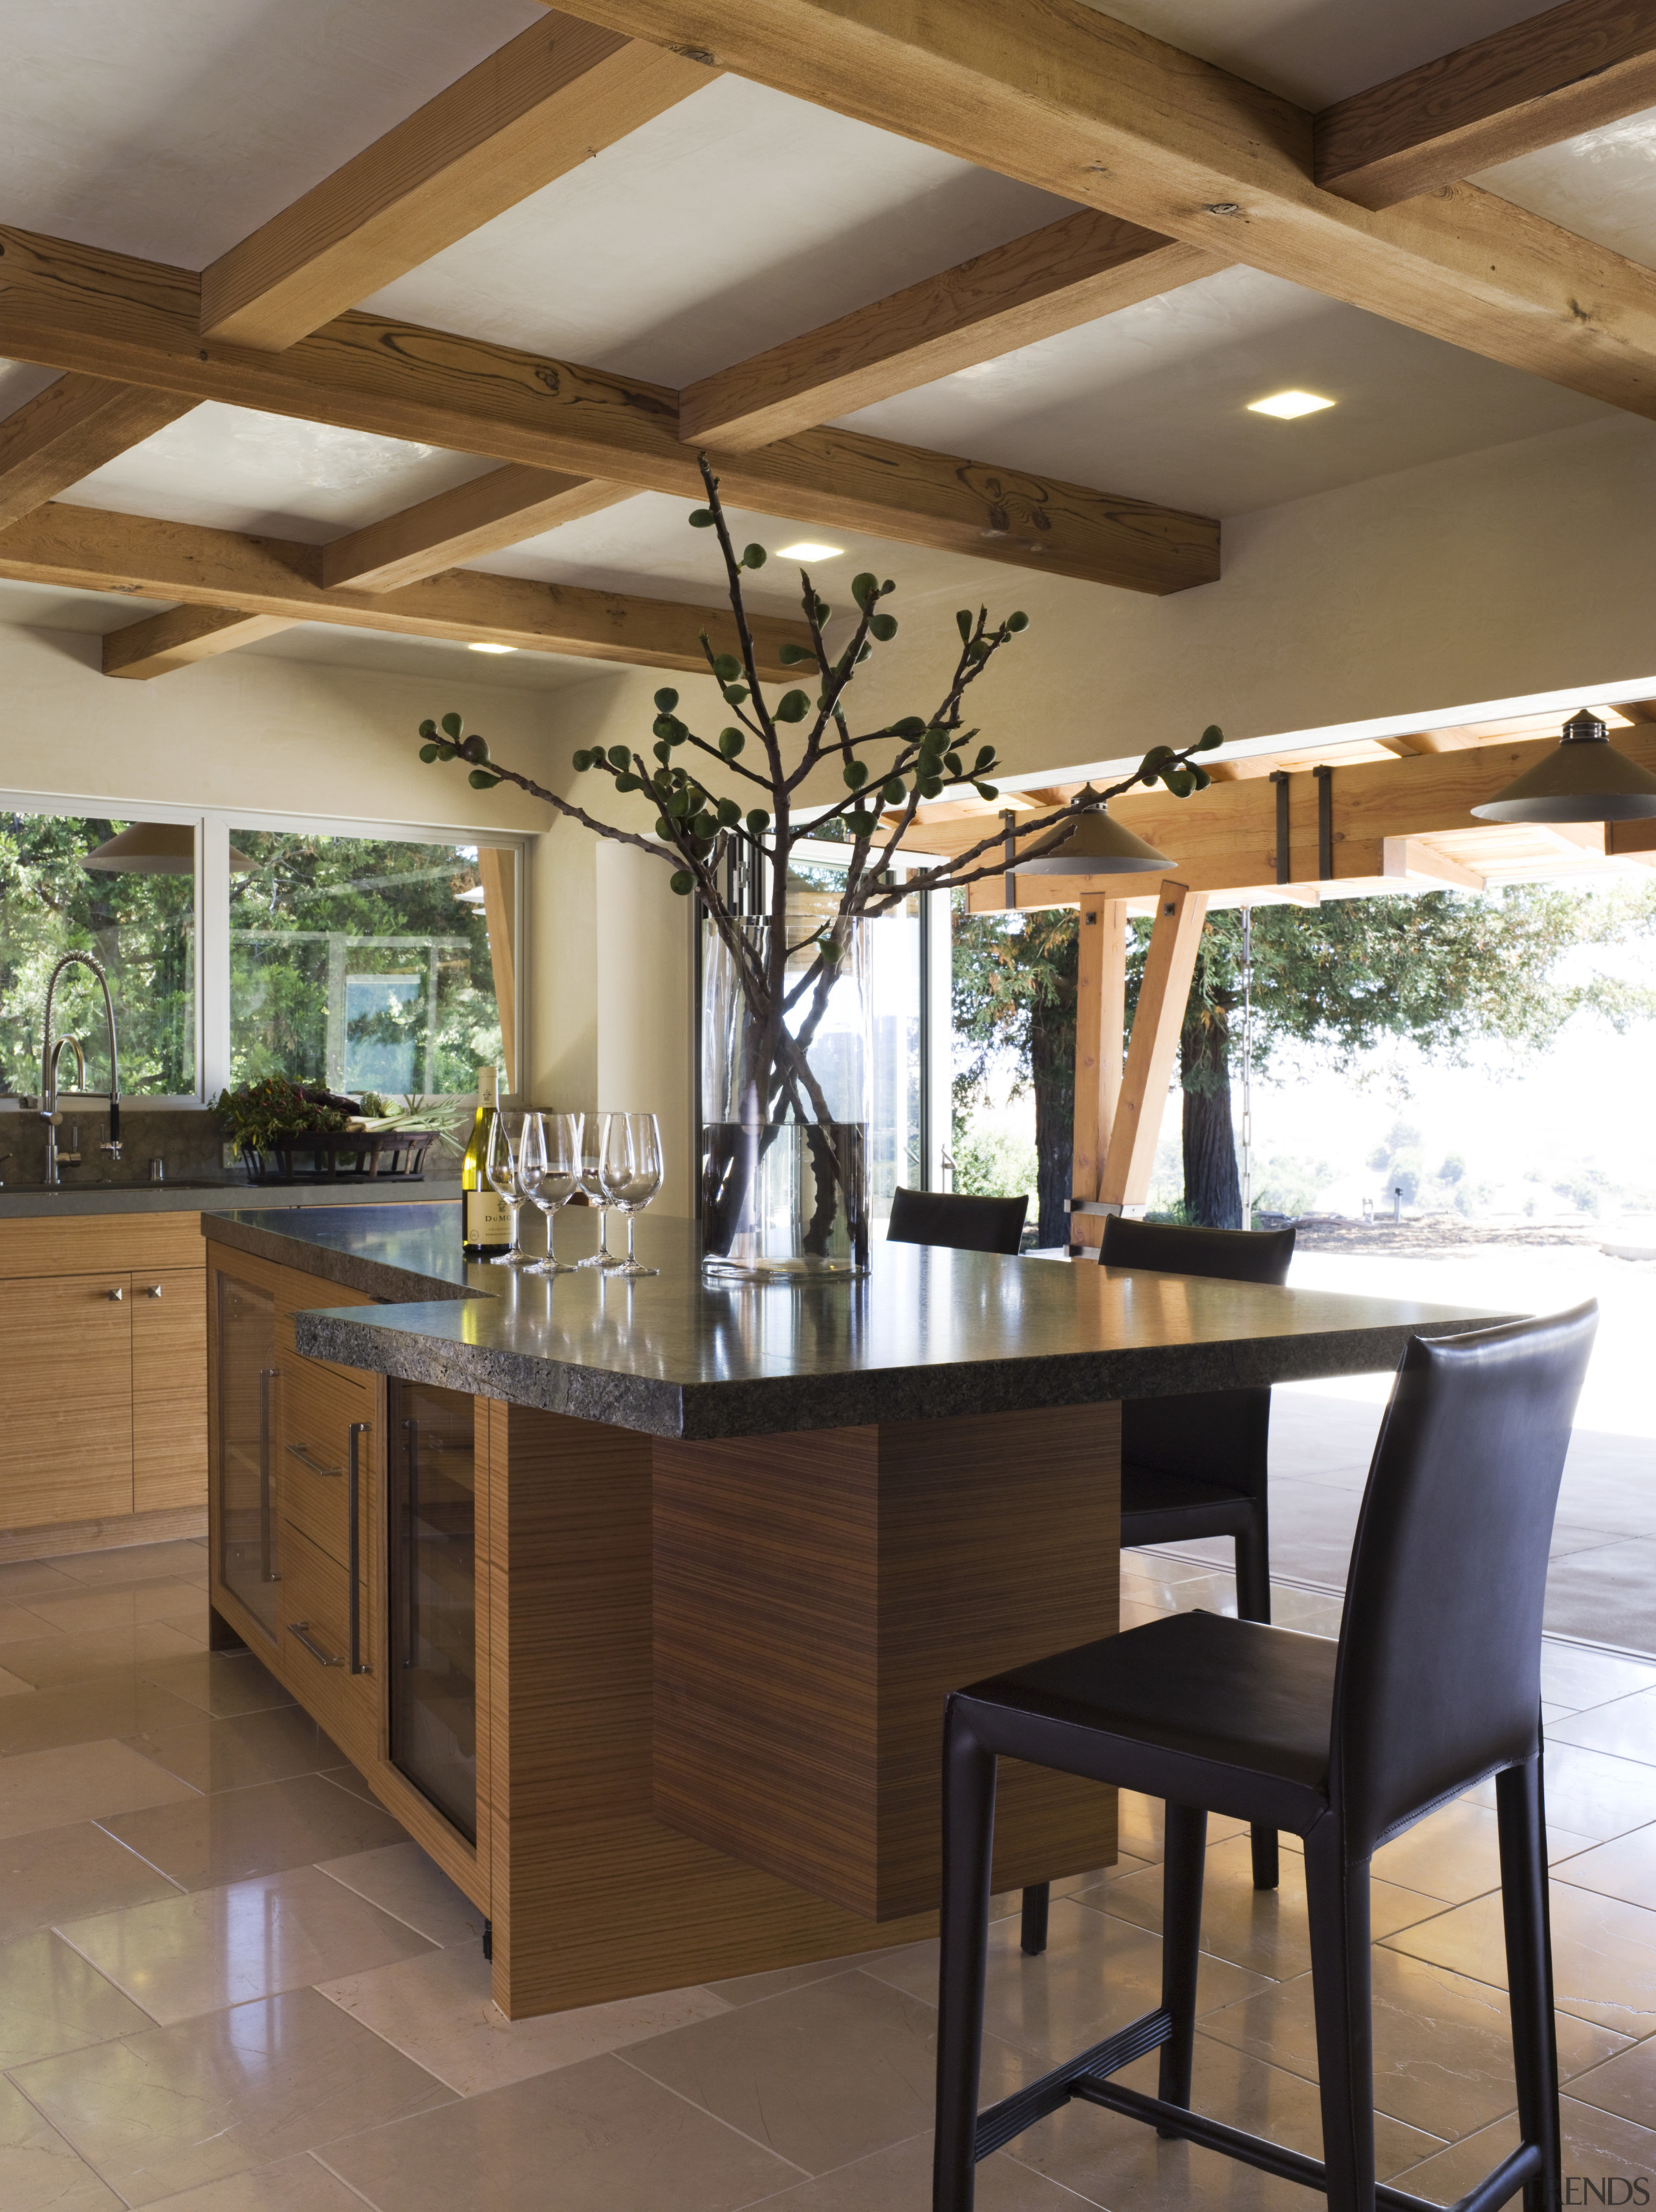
[578,1134,625,1270]
[599,1112,664,1278]
[484,1113,530,1265]
[518,1112,584,1275]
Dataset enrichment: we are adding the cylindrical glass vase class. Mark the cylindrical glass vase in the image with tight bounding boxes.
[701,913,870,1280]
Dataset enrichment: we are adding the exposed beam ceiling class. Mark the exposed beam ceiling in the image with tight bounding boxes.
[201,14,717,349]
[321,466,633,592]
[1315,0,1656,211]
[0,374,197,530]
[0,502,814,677]
[103,605,298,680]
[558,0,1656,424]
[0,228,1217,594]
[680,210,1227,450]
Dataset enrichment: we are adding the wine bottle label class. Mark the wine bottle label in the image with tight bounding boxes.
[477,1066,498,1109]
[466,1189,511,1246]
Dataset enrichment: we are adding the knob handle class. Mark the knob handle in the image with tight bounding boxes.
[142,1284,162,1299]
[106,1286,123,1301]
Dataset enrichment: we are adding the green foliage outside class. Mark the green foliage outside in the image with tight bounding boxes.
[0,813,193,1096]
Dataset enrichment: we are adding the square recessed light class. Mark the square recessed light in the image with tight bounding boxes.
[1247,389,1335,419]
[776,541,844,561]
[468,641,517,654]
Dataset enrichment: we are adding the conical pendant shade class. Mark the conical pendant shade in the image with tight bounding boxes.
[1014,802,1173,876]
[1471,710,1656,823]
[82,823,256,873]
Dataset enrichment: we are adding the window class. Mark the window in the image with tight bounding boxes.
[0,812,195,1098]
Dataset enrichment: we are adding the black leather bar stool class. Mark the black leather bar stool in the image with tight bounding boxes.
[888,1186,1029,1256]
[935,1300,1596,2212]
[1021,1214,1297,1953]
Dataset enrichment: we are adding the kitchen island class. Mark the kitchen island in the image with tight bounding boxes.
[203,1202,1503,2019]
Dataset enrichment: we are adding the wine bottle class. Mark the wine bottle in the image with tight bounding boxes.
[461,1066,512,1260]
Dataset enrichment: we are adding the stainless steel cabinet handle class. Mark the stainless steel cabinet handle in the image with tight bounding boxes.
[258,1367,281,1584]
[288,1621,343,1668]
[348,1421,370,1676]
[142,1284,162,1299]
[403,1416,419,1667]
[106,1286,123,1301]
[284,1442,340,1479]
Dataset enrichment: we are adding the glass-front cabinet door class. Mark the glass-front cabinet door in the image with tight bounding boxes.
[387,1380,477,1842]
[215,1273,280,1642]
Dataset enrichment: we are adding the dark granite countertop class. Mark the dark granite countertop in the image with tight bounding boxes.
[202,1204,1512,1441]
[0,1179,459,1220]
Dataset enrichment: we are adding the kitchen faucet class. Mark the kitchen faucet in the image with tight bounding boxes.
[40,953,121,1186]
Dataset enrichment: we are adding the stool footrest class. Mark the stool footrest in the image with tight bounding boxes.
[1073,2079,1542,2212]
[972,2008,1171,2161]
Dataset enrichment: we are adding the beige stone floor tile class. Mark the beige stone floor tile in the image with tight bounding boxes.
[25,1582,211,1635]
[97,1770,407,1889]
[0,1738,196,1839]
[1199,1946,1626,2141]
[0,2070,123,2211]
[0,1664,39,1696]
[58,1863,436,2025]
[1121,1598,1173,1631]
[757,2127,1085,2208]
[701,1949,908,2008]
[12,1986,453,2209]
[122,1708,347,1795]
[0,1819,182,1940]
[1541,1645,1656,1714]
[0,1603,64,1643]
[45,1542,216,1589]
[1553,1688,1656,1764]
[1086,1830,1444,1979]
[137,1651,296,1720]
[1117,1790,1247,1862]
[322,2047,798,2211]
[0,1560,81,1601]
[1371,1797,1599,1903]
[1393,2096,1656,2205]
[1,1623,203,1691]
[314,1763,380,1808]
[864,1899,1269,2071]
[623,1966,1027,2177]
[314,1839,485,1947]
[1467,1743,1656,1843]
[0,1927,152,2067]
[1386,1881,1656,2037]
[160,1604,212,1644]
[1552,1823,1656,1907]
[1265,1588,1346,1636]
[1010,2031,1441,2209]
[0,1674,203,1757]
[319,1942,731,2095]
[1567,2030,1656,2128]
[136,2154,367,2211]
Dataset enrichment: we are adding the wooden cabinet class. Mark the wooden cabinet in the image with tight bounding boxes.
[133,1268,208,1512]
[0,1272,133,1528]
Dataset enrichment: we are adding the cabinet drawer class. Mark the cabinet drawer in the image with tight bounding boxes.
[279,1520,374,1763]
[278,1360,371,1574]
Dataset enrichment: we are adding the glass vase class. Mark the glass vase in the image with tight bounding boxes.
[701,912,870,1280]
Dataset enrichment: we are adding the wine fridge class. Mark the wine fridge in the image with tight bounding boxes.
[387,1380,477,1841]
[215,1272,280,1641]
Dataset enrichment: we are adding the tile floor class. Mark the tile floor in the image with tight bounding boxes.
[0,1533,1650,2208]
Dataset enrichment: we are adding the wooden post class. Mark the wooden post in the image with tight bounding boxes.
[478,847,518,1095]
[1071,900,1127,1252]
[1098,880,1208,1211]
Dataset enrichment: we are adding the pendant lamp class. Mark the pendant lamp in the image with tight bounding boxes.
[1013,793,1173,874]
[82,823,256,873]
[1470,709,1656,823]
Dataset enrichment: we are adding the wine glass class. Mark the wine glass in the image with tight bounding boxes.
[484,1112,529,1265]
[518,1112,583,1275]
[578,1125,625,1270]
[599,1112,664,1278]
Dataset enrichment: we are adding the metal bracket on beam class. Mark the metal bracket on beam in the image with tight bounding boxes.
[1269,771,1290,883]
[1313,763,1333,881]
[1002,809,1017,910]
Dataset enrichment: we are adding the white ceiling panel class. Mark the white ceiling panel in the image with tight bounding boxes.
[362,76,1076,387]
[57,406,499,541]
[1074,1,1544,109]
[0,361,67,423]
[831,268,1612,518]
[1476,111,1656,272]
[0,578,169,633]
[234,623,606,693]
[0,0,539,268]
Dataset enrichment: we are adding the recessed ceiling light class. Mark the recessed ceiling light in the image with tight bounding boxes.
[1247,390,1335,420]
[468,640,517,654]
[776,541,844,561]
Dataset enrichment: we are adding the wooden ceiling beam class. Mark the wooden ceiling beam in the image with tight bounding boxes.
[201,15,717,349]
[681,210,1228,449]
[1315,0,1656,211]
[321,466,633,591]
[104,605,298,680]
[554,0,1656,426]
[0,501,813,677]
[0,228,1217,594]
[0,374,197,529]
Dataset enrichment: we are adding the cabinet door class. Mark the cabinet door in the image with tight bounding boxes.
[387,1380,477,1843]
[214,1270,281,1643]
[0,1274,132,1529]
[133,1268,207,1513]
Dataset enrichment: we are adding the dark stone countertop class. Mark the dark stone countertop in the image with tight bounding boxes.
[0,1178,459,1220]
[202,1204,1513,1442]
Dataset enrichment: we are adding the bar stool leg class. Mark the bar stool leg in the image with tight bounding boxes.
[1303,1816,1376,2212]
[935,1703,999,2212]
[1157,1801,1208,2129]
[1498,1753,1562,2212]
[1019,1883,1049,1956]
[1234,1515,1280,1892]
